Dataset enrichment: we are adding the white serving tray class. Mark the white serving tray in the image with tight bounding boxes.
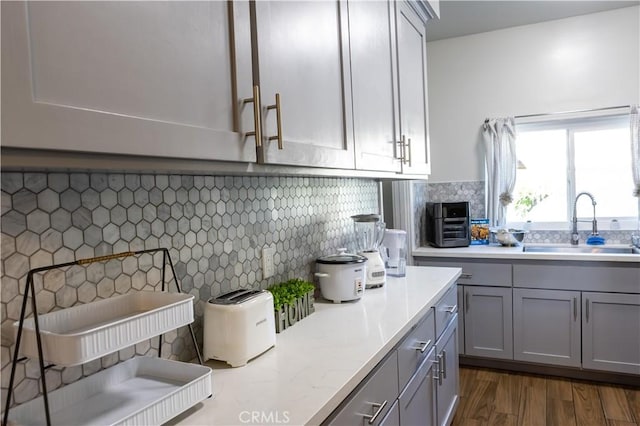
[15,292,194,366]
[8,357,212,426]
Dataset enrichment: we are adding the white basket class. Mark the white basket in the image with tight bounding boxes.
[14,292,194,366]
[8,357,212,426]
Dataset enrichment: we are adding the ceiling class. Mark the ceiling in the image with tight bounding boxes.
[425,0,640,42]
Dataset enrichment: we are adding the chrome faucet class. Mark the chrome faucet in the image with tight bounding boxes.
[571,192,598,245]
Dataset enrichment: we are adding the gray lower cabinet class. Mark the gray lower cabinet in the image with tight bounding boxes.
[463,286,513,360]
[398,348,437,426]
[435,317,459,426]
[325,285,460,425]
[457,286,465,354]
[513,288,581,367]
[582,292,640,375]
[379,400,400,426]
[327,351,399,426]
[418,256,640,379]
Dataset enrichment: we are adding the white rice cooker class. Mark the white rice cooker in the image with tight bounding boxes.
[315,250,367,303]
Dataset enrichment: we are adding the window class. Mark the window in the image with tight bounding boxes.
[507,114,637,230]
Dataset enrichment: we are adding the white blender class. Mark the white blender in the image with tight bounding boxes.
[352,214,386,288]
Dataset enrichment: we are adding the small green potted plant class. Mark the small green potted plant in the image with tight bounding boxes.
[268,278,315,333]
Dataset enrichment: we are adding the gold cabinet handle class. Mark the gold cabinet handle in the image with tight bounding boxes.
[267,93,283,150]
[243,85,262,148]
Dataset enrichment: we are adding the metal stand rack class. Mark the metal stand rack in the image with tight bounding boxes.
[2,248,204,426]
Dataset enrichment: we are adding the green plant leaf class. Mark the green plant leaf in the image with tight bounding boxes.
[267,278,315,311]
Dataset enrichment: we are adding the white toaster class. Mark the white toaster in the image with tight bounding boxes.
[203,289,276,367]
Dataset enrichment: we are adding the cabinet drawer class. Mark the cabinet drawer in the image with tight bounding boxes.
[435,285,458,337]
[397,309,435,392]
[327,351,399,426]
[418,259,512,287]
[513,262,640,293]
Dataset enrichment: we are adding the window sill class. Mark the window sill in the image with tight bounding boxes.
[506,219,638,232]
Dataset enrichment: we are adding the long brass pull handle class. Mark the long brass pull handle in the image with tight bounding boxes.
[243,85,262,148]
[573,297,577,321]
[267,93,283,149]
[415,339,432,353]
[363,400,388,424]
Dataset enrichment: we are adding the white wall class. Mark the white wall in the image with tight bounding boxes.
[426,6,640,183]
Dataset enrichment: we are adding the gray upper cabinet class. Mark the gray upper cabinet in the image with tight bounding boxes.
[1,1,257,162]
[346,0,435,175]
[463,286,513,360]
[395,1,431,175]
[513,288,581,368]
[582,292,640,375]
[251,1,355,169]
[348,0,401,172]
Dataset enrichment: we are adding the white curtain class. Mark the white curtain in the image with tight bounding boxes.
[483,117,517,227]
[632,105,640,198]
[632,106,640,238]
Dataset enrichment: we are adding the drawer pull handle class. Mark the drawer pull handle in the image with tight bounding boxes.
[437,354,444,385]
[573,297,577,322]
[364,400,388,424]
[445,305,458,315]
[465,291,469,313]
[586,298,590,323]
[460,273,473,279]
[415,339,432,353]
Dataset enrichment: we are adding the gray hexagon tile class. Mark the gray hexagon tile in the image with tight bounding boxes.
[1,171,382,410]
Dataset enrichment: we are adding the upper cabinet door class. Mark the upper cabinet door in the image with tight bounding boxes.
[396,1,431,175]
[252,1,355,169]
[349,0,401,172]
[1,1,257,162]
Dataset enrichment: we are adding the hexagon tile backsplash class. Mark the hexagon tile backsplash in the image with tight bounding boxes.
[0,172,379,409]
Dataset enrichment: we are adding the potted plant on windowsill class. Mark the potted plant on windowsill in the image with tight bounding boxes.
[268,278,315,333]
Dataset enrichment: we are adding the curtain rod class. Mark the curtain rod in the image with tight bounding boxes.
[515,105,631,119]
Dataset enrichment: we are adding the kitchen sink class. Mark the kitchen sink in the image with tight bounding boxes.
[522,245,640,254]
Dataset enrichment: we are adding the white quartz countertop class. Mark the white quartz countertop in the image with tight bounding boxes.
[169,266,460,426]
[413,244,640,263]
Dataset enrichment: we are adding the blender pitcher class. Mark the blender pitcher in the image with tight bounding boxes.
[351,214,386,288]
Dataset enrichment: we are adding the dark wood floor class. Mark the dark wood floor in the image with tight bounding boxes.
[452,367,640,426]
